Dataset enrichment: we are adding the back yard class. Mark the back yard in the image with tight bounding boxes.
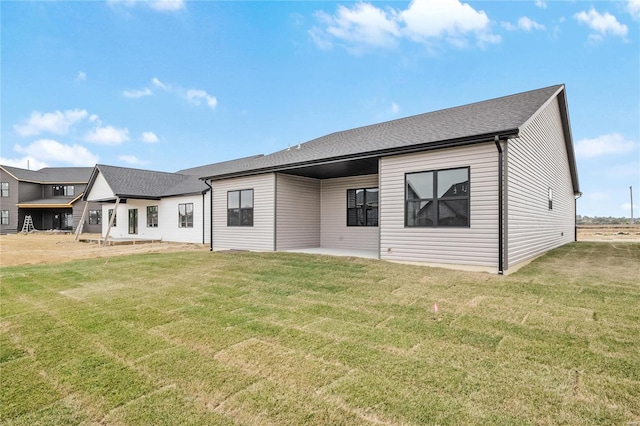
[1,241,639,425]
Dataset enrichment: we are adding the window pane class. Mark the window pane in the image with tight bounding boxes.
[228,191,240,208]
[437,168,469,198]
[367,207,378,226]
[228,209,240,226]
[347,190,356,209]
[347,208,357,226]
[241,209,253,226]
[438,199,469,226]
[366,188,378,207]
[406,172,433,199]
[407,200,434,226]
[186,203,193,215]
[240,190,253,208]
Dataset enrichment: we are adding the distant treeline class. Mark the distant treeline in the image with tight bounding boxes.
[577,215,636,225]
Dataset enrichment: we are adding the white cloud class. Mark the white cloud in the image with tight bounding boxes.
[141,131,159,143]
[390,102,400,115]
[186,89,218,109]
[534,1,547,9]
[627,0,640,20]
[123,87,152,98]
[575,133,637,158]
[310,0,499,53]
[118,155,148,165]
[76,71,87,81]
[14,139,98,167]
[503,16,545,31]
[621,202,639,215]
[14,109,88,137]
[574,8,628,39]
[152,77,169,90]
[108,0,184,12]
[148,0,184,11]
[85,125,131,145]
[0,156,49,170]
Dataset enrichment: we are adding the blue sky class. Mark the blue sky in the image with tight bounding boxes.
[1,0,638,217]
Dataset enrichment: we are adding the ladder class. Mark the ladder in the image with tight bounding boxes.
[21,215,35,233]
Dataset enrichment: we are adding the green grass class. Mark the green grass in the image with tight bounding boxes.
[1,242,639,425]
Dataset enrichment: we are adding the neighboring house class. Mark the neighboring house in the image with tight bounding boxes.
[198,84,580,274]
[82,164,212,244]
[0,165,101,234]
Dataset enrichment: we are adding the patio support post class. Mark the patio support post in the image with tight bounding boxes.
[103,197,120,247]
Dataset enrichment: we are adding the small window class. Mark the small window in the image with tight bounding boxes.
[178,203,193,228]
[227,189,253,226]
[52,185,74,197]
[1,210,9,225]
[108,209,117,227]
[548,187,553,210]
[406,167,470,227]
[1,182,8,197]
[147,206,158,227]
[347,188,378,226]
[88,210,102,225]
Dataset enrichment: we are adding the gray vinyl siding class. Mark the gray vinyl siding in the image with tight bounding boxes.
[0,171,19,233]
[212,173,275,251]
[320,174,379,251]
[506,97,575,268]
[380,143,499,269]
[275,174,320,250]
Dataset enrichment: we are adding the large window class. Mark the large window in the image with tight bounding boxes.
[52,185,74,197]
[1,210,8,225]
[406,167,470,227]
[147,206,158,227]
[347,188,378,226]
[178,203,193,228]
[88,210,102,225]
[1,182,8,197]
[227,189,253,226]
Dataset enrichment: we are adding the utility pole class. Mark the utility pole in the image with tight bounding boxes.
[631,186,634,225]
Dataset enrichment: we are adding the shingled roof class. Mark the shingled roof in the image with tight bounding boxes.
[86,164,209,200]
[199,84,577,194]
[0,165,93,183]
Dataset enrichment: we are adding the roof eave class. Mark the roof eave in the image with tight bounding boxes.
[203,131,519,181]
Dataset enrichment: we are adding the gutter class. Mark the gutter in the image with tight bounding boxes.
[203,179,213,251]
[495,136,504,275]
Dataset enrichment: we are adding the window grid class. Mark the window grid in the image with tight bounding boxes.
[227,189,254,227]
[347,188,379,227]
[178,203,194,228]
[147,206,158,227]
[1,210,9,225]
[405,167,470,227]
[1,182,8,197]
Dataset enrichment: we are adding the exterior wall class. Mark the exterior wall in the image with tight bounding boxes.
[17,181,42,203]
[275,174,320,250]
[320,174,379,251]
[101,193,210,244]
[0,171,19,234]
[212,173,275,251]
[506,97,575,268]
[86,173,115,202]
[379,143,499,269]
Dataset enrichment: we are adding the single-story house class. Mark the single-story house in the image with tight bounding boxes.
[86,84,580,274]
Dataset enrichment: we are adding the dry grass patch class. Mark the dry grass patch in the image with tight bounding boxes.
[1,243,639,425]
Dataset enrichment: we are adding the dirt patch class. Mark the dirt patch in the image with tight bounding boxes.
[0,233,209,267]
[577,225,640,242]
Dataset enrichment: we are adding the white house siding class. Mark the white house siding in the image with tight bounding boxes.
[506,97,575,268]
[320,174,379,251]
[379,144,499,269]
[275,174,320,250]
[101,194,210,244]
[212,173,275,251]
[87,173,115,201]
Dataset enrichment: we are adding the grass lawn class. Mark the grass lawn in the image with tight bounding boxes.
[1,242,639,425]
